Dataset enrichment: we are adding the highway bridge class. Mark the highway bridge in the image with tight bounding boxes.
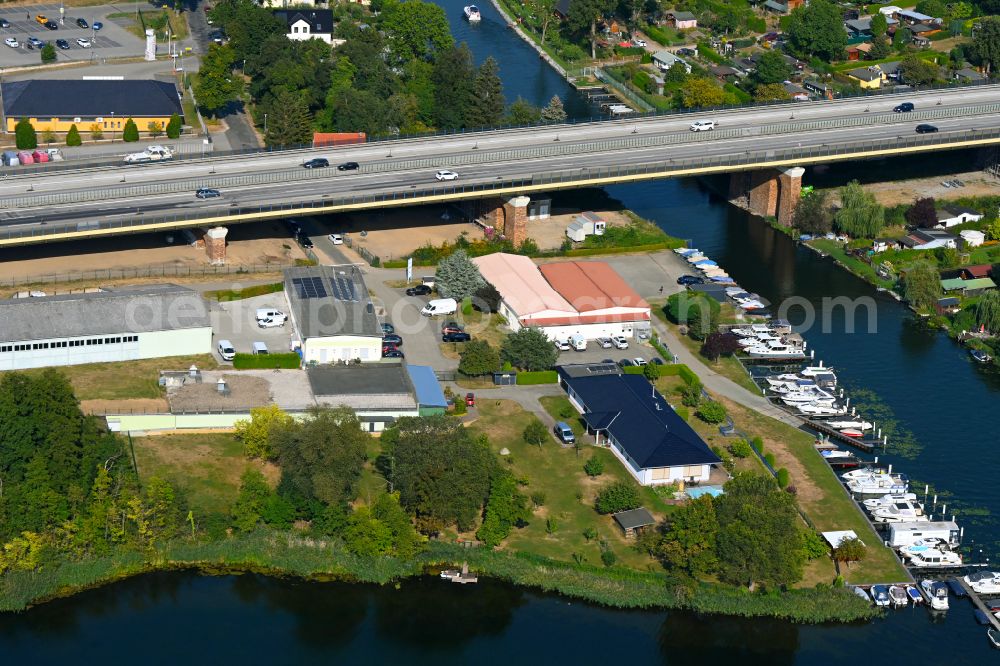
[3,84,1000,247]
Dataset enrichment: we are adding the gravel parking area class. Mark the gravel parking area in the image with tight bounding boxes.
[210,293,295,362]
[167,372,270,412]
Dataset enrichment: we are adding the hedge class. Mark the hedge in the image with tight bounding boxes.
[233,353,301,369]
[660,363,699,386]
[623,365,646,375]
[515,370,558,385]
[205,282,283,302]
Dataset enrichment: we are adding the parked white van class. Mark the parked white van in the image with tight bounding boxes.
[217,339,236,361]
[252,341,269,355]
[255,308,286,325]
[421,298,458,317]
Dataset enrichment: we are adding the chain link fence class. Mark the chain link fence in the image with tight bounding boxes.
[0,262,295,288]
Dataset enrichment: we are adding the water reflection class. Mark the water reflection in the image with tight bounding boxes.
[658,611,799,666]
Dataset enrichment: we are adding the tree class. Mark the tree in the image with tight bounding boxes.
[869,37,892,60]
[382,0,453,62]
[973,290,1000,333]
[263,89,313,147]
[474,282,502,313]
[834,181,884,238]
[194,43,242,116]
[893,27,912,49]
[384,416,494,532]
[700,333,741,361]
[459,340,501,377]
[147,121,164,138]
[833,536,867,566]
[643,362,661,381]
[433,44,476,129]
[477,470,530,546]
[65,124,82,147]
[584,456,604,477]
[900,262,942,310]
[905,197,938,229]
[272,407,369,516]
[870,12,888,40]
[567,0,611,59]
[500,327,559,371]
[466,57,505,128]
[792,190,833,234]
[972,17,1000,75]
[522,419,549,447]
[530,0,559,44]
[664,61,688,84]
[681,381,703,407]
[752,51,793,86]
[231,469,271,532]
[715,473,805,589]
[900,55,939,86]
[753,83,791,103]
[595,480,641,514]
[436,249,485,300]
[343,505,394,556]
[679,78,726,108]
[696,400,727,424]
[507,97,541,125]
[40,42,56,64]
[14,118,37,150]
[89,124,103,141]
[654,495,719,577]
[122,118,140,143]
[234,404,294,460]
[915,0,946,17]
[541,95,567,123]
[786,0,847,61]
[166,113,183,139]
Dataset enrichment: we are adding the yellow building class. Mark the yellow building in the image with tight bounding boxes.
[846,65,885,90]
[2,79,183,134]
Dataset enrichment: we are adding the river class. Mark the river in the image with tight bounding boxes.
[2,4,1000,662]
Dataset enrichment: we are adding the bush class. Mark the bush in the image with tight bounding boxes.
[14,118,37,150]
[764,453,777,468]
[584,456,604,477]
[600,546,617,567]
[122,118,140,142]
[546,517,558,534]
[801,529,829,560]
[696,400,726,424]
[681,381,703,408]
[522,419,549,447]
[729,439,753,458]
[65,124,82,147]
[531,491,546,507]
[595,480,641,514]
[776,467,790,488]
[515,370,558,385]
[166,113,182,139]
[232,352,301,369]
[40,43,56,64]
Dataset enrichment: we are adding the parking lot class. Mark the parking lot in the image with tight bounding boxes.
[210,294,296,363]
[0,3,152,65]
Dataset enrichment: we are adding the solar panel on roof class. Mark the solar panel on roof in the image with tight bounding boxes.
[330,273,358,302]
[292,276,328,300]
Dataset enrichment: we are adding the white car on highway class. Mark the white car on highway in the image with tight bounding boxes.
[4,38,18,48]
[435,170,459,181]
[690,120,716,132]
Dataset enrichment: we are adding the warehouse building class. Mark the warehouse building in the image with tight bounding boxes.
[308,364,420,432]
[472,253,651,341]
[0,285,212,371]
[284,265,384,364]
[2,79,182,134]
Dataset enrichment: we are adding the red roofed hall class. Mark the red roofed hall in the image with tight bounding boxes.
[473,253,651,342]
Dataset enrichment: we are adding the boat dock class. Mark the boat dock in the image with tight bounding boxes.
[958,578,1000,630]
[440,562,478,584]
[803,418,878,453]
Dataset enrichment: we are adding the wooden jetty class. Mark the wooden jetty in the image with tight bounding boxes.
[440,562,478,585]
[958,577,1000,631]
[804,418,878,453]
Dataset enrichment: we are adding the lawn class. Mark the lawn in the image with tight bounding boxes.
[109,8,190,42]
[717,397,909,584]
[538,395,585,437]
[204,282,283,302]
[131,432,278,515]
[809,239,897,290]
[18,355,219,400]
[468,400,669,571]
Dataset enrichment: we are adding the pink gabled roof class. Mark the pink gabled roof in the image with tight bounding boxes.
[539,261,649,312]
[473,253,575,317]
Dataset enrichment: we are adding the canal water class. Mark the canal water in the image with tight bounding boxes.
[2,6,1000,663]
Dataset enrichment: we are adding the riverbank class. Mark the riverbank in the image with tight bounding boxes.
[0,532,878,622]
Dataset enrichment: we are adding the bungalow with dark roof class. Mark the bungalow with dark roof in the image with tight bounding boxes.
[557,367,721,486]
[962,264,994,280]
[900,228,958,250]
[934,205,984,228]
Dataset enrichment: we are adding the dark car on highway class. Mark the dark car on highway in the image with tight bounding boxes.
[893,102,914,113]
[337,161,359,171]
[296,233,313,249]
[443,331,471,343]
[303,158,329,169]
[677,275,704,285]
[56,39,70,49]
[382,334,403,346]
[76,18,88,28]
[915,124,939,134]
[195,188,221,199]
[405,284,432,296]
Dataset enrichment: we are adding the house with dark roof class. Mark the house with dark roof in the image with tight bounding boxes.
[557,367,721,486]
[1,79,181,134]
[934,205,983,228]
[962,264,993,280]
[900,228,958,250]
[274,9,335,44]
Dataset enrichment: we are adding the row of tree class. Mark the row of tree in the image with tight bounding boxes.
[13,115,183,150]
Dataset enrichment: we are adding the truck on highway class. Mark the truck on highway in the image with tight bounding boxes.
[123,145,174,164]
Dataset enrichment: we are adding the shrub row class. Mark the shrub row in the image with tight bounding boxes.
[206,283,283,302]
[233,353,301,369]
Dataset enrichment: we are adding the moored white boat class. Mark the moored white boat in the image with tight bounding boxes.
[746,341,806,359]
[463,5,482,21]
[869,585,891,607]
[965,571,1000,594]
[826,420,873,431]
[921,579,949,610]
[798,403,848,416]
[871,501,926,523]
[888,585,909,607]
[862,492,918,509]
[903,545,963,568]
[839,428,864,438]
[846,472,908,495]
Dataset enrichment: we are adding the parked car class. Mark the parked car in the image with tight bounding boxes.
[337,161,359,171]
[553,422,575,445]
[92,21,103,30]
[28,36,44,48]
[554,339,571,351]
[442,331,471,343]
[677,47,696,56]
[915,124,939,134]
[255,308,286,325]
[0,19,10,28]
[35,14,49,25]
[651,357,665,365]
[195,188,221,199]
[76,37,91,48]
[217,339,236,361]
[252,341,269,355]
[381,322,395,335]
[56,39,69,50]
[382,334,403,346]
[303,157,329,169]
[465,392,476,407]
[383,349,404,358]
[611,335,629,350]
[893,102,914,113]
[3,37,17,48]
[328,233,343,245]
[76,18,89,28]
[633,357,648,366]
[434,169,459,181]
[677,274,704,285]
[632,38,647,47]
[258,317,284,329]
[406,284,432,296]
[442,321,462,333]
[596,337,613,349]
[382,343,400,355]
[690,120,716,132]
[617,358,634,367]
[44,20,58,30]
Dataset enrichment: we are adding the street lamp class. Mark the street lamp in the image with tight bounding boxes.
[110,111,115,142]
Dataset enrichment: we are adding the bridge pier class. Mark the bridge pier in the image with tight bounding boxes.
[205,226,228,265]
[502,195,530,247]
[731,167,804,226]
